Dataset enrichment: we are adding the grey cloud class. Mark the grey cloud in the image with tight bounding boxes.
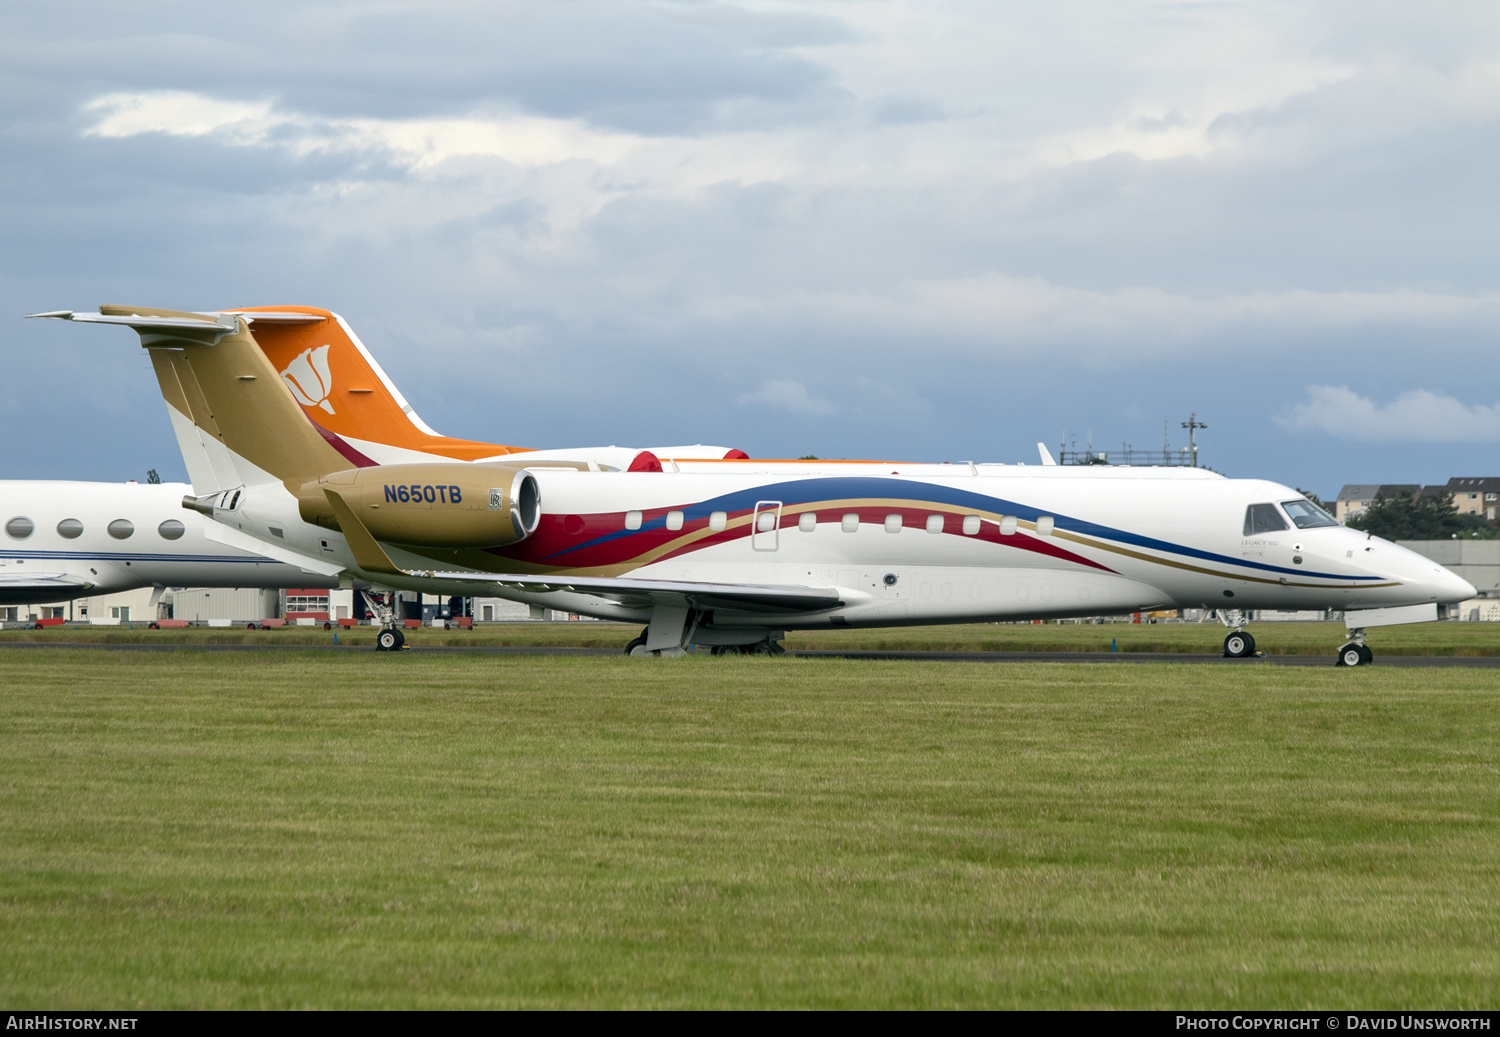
[5,1,1500,498]
[0,1,853,136]
[871,96,948,126]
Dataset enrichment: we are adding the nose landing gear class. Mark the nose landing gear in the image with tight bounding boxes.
[1336,627,1372,666]
[1223,630,1257,658]
[1217,609,1258,658]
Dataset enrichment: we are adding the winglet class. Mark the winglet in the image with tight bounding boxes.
[323,487,404,575]
[1038,442,1058,466]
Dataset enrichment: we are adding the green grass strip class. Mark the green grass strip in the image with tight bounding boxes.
[1,652,1497,1008]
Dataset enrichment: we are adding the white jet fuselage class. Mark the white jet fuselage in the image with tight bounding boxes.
[218,462,1473,628]
[0,481,338,605]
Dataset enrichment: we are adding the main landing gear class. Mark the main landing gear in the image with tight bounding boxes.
[621,626,786,657]
[366,589,409,652]
[1217,609,1258,658]
[1336,627,1373,667]
[708,638,785,657]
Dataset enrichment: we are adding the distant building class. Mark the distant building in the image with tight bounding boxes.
[1334,484,1419,523]
[1440,477,1500,522]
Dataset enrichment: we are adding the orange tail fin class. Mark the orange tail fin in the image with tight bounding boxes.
[230,306,529,462]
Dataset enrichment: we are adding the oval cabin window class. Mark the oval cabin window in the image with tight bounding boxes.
[107,519,135,540]
[6,516,34,540]
[158,519,186,541]
[56,518,83,539]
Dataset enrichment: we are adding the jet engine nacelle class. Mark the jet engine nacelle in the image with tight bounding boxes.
[297,463,541,548]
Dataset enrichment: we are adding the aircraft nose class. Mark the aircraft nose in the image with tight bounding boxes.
[1378,539,1475,604]
[1439,568,1477,604]
[1407,553,1475,604]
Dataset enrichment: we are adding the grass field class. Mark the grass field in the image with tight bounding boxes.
[2,650,1498,1008]
[5,620,1500,655]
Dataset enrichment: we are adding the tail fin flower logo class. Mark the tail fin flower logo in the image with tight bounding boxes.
[281,345,336,415]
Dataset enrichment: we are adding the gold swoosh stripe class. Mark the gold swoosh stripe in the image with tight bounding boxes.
[1052,529,1400,589]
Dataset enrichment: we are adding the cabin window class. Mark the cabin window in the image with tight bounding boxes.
[962,515,981,535]
[841,513,860,533]
[624,511,642,531]
[665,511,684,531]
[56,518,83,539]
[884,514,903,533]
[709,511,727,532]
[999,516,1017,536]
[757,511,777,532]
[1280,499,1337,529]
[6,517,34,540]
[1243,503,1288,535]
[798,513,816,532]
[926,514,943,534]
[107,519,134,540]
[1035,516,1054,536]
[158,519,186,541]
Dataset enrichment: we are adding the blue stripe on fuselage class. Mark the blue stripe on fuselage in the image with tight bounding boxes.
[542,476,1378,581]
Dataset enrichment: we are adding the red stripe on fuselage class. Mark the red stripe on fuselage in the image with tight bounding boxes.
[485,504,1115,573]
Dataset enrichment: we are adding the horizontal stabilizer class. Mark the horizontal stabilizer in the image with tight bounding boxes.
[30,309,238,336]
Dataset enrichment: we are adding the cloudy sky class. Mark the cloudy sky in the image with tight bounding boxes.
[4,1,1499,497]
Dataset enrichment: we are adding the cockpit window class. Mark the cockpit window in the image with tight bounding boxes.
[1244,503,1289,536]
[1281,498,1338,529]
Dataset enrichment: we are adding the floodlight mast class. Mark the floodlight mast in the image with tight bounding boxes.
[1181,413,1207,468]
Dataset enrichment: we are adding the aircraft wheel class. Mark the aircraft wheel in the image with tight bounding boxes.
[1223,631,1255,658]
[1337,643,1367,667]
[712,645,744,657]
[377,628,402,652]
[624,635,647,656]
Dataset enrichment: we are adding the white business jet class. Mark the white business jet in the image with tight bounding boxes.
[37,304,1475,665]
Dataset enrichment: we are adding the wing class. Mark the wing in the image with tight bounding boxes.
[422,570,844,614]
[0,573,94,606]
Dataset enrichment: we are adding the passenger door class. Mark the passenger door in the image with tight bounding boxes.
[751,501,782,552]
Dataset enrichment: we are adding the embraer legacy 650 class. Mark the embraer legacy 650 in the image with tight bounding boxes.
[35,305,1473,665]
